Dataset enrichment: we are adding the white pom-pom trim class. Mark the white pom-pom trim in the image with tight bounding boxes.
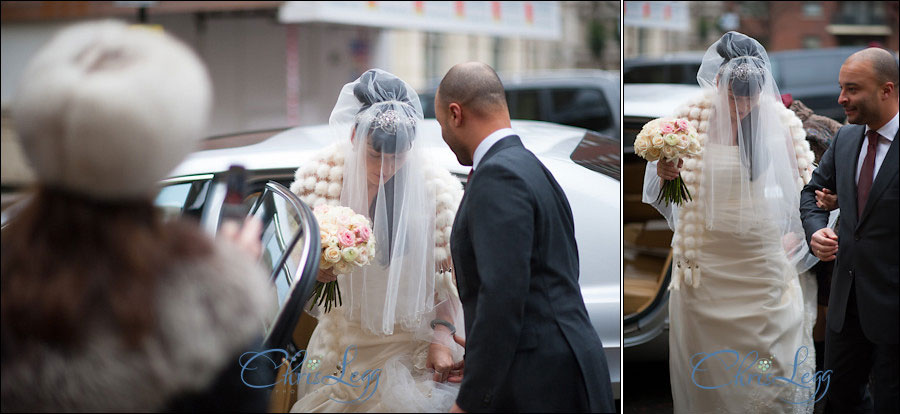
[316,163,330,179]
[303,176,317,191]
[327,182,342,198]
[329,166,344,181]
[314,181,328,196]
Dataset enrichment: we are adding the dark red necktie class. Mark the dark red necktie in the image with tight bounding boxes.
[857,130,879,218]
[467,168,474,183]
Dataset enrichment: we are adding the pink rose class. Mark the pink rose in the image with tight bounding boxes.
[660,123,675,134]
[676,119,690,132]
[355,226,371,243]
[338,230,356,248]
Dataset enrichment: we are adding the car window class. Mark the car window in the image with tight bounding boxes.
[549,88,611,132]
[509,89,541,120]
[155,178,212,222]
[420,92,436,118]
[155,182,194,221]
[254,191,303,291]
[624,64,700,84]
[671,64,700,84]
[624,65,669,83]
[248,181,320,351]
[777,55,839,89]
[570,131,620,180]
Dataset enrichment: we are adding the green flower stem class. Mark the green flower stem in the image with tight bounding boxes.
[656,173,693,207]
[309,280,343,313]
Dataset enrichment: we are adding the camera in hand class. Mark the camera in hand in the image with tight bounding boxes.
[219,165,249,226]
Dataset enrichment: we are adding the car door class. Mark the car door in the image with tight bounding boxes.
[155,175,320,352]
[249,181,320,352]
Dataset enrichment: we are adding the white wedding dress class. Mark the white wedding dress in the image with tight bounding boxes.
[667,144,817,414]
[288,142,465,413]
[289,302,462,412]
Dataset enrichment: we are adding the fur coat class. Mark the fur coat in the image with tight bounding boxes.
[1,242,273,412]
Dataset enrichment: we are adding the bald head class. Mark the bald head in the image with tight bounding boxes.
[846,47,899,93]
[437,62,508,116]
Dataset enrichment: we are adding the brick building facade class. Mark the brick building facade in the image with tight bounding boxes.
[732,1,899,52]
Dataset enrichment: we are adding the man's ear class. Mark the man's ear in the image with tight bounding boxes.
[880,81,896,101]
[449,103,463,127]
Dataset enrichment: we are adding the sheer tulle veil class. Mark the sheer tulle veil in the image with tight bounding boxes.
[328,69,438,336]
[645,32,812,269]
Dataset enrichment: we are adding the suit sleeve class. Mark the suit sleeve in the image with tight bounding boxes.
[455,164,534,411]
[800,130,838,247]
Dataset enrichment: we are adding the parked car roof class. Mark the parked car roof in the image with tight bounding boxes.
[169,119,609,179]
[623,83,702,119]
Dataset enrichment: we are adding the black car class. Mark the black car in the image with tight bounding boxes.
[419,70,620,140]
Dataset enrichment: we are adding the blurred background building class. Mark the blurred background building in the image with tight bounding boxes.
[624,1,899,58]
[733,1,899,51]
[1,1,621,188]
[1,1,620,132]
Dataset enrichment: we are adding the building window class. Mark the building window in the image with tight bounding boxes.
[803,35,822,49]
[492,37,503,72]
[425,32,443,82]
[803,2,823,18]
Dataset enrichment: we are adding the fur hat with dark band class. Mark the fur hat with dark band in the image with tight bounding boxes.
[12,20,211,200]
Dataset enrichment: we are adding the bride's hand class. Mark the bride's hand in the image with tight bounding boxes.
[815,188,838,211]
[317,267,337,283]
[427,342,455,383]
[657,159,683,181]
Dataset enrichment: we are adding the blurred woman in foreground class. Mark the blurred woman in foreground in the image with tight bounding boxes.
[1,20,272,412]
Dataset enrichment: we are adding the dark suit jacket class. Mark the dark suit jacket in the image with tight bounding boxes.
[450,136,614,412]
[800,123,899,344]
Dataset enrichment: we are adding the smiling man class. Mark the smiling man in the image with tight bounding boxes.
[800,47,899,414]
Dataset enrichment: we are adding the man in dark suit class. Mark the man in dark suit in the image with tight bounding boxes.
[800,47,899,414]
[433,62,614,413]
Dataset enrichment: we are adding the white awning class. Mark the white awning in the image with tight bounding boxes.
[623,1,689,32]
[826,24,892,36]
[278,1,561,40]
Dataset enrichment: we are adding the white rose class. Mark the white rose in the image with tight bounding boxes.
[333,260,351,275]
[634,138,649,157]
[323,246,342,263]
[664,134,680,147]
[662,145,678,160]
[650,133,665,148]
[341,247,359,262]
[689,140,702,154]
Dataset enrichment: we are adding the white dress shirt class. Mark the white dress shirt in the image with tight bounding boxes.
[472,127,516,171]
[856,111,898,185]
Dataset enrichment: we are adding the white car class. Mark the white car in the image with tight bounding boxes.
[158,119,622,398]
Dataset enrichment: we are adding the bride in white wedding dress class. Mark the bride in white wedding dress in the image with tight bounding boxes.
[288,69,465,412]
[643,32,820,414]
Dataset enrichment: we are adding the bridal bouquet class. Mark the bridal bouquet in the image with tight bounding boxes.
[311,204,376,313]
[635,117,702,206]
